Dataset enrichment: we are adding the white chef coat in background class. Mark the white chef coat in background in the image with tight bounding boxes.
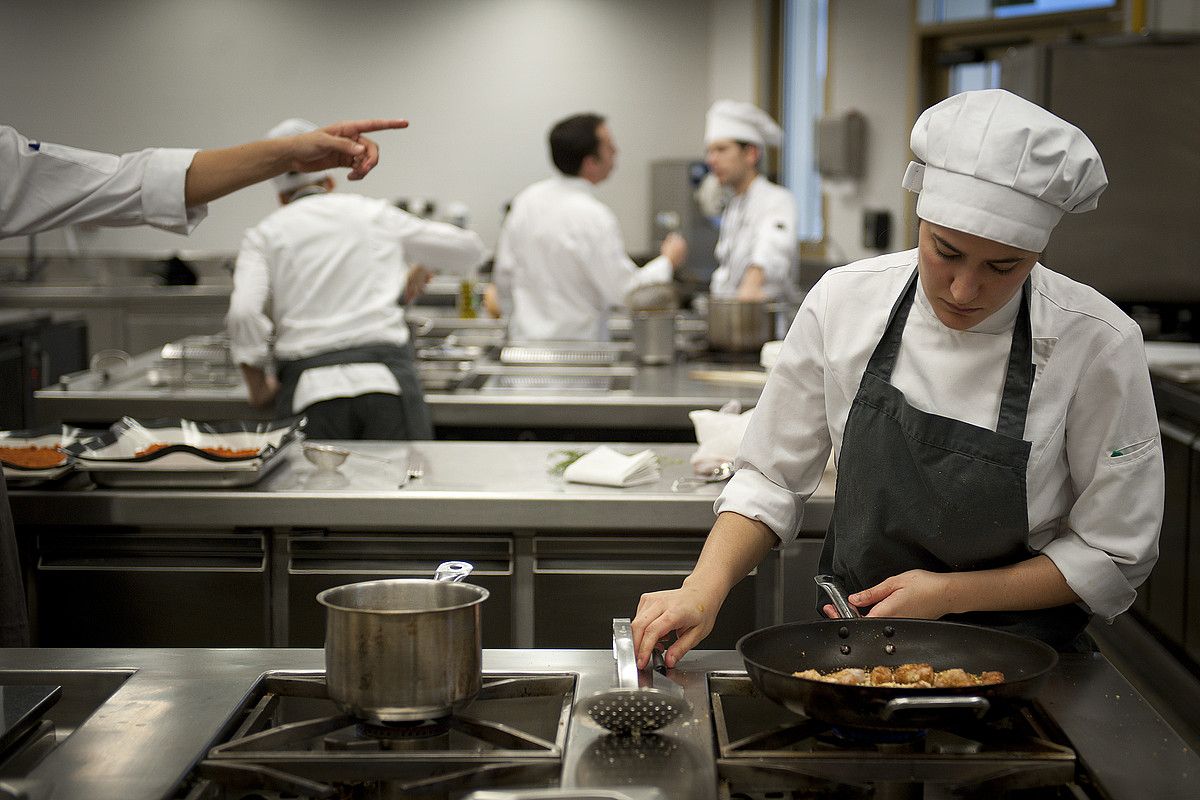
[710,175,798,300]
[227,192,484,412]
[0,125,205,238]
[493,176,673,341]
[717,249,1163,622]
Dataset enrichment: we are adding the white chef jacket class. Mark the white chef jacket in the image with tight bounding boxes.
[717,249,1163,622]
[0,125,205,238]
[710,175,798,300]
[493,176,673,341]
[227,192,484,412]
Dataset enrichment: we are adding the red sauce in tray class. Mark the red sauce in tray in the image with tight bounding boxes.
[0,445,66,469]
[134,443,260,459]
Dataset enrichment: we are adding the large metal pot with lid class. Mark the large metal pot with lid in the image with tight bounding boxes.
[317,560,488,722]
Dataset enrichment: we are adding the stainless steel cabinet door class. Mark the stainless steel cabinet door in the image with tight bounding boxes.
[532,536,757,648]
[1150,419,1194,643]
[33,529,268,647]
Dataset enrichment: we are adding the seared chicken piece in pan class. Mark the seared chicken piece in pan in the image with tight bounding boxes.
[869,665,895,685]
[933,668,975,687]
[893,663,935,685]
[980,671,1005,685]
[793,669,823,680]
[827,668,869,685]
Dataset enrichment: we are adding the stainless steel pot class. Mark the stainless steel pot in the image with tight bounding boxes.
[317,560,488,722]
[707,298,771,352]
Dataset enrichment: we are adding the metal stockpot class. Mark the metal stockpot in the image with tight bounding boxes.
[317,561,488,723]
[706,298,772,352]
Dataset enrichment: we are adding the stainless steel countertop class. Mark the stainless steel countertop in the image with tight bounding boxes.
[33,346,764,429]
[0,647,1195,800]
[9,441,836,532]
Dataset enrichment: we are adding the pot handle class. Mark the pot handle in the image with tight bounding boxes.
[880,695,990,720]
[814,574,861,619]
[434,561,474,582]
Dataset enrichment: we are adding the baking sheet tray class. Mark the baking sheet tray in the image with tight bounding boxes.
[85,442,292,488]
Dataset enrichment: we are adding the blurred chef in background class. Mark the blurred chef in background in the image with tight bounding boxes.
[702,100,799,302]
[492,113,688,341]
[1,116,408,647]
[226,118,485,440]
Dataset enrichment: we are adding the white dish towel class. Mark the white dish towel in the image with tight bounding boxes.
[563,446,661,488]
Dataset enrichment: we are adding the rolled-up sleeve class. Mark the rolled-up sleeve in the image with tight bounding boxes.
[0,126,205,237]
[715,280,834,544]
[226,228,275,368]
[1039,328,1163,620]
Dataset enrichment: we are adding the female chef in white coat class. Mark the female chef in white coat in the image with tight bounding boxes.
[632,89,1163,664]
[0,118,406,648]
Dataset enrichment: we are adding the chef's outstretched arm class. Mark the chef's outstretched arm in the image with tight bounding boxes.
[632,511,777,669]
[184,118,408,206]
[826,555,1080,620]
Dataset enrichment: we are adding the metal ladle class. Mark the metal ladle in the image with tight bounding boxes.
[302,442,424,486]
[670,461,734,492]
[577,618,691,736]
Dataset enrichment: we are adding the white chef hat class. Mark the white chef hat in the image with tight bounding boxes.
[704,100,782,149]
[265,117,329,193]
[902,89,1107,253]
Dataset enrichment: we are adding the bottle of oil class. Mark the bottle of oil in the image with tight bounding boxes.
[457,279,477,319]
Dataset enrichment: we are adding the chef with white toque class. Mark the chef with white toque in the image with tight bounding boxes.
[226,118,485,440]
[633,89,1162,664]
[702,100,799,302]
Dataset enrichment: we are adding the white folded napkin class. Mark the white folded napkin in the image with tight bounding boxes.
[563,446,661,488]
[688,400,754,475]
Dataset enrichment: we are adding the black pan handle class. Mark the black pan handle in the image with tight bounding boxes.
[814,574,861,619]
[880,695,990,721]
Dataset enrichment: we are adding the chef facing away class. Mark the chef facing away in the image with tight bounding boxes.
[633,89,1163,664]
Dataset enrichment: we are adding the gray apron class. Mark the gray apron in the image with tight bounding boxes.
[818,269,1090,651]
[275,341,432,440]
[0,479,30,646]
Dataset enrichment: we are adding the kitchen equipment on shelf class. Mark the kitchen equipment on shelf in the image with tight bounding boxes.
[706,298,771,353]
[577,618,691,735]
[630,312,676,366]
[670,461,733,492]
[736,574,1059,730]
[318,560,488,723]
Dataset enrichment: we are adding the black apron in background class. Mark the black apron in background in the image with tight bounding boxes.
[0,479,29,646]
[818,269,1090,651]
[275,341,432,440]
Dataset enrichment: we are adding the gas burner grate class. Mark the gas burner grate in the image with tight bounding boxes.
[174,673,575,800]
[707,672,1091,799]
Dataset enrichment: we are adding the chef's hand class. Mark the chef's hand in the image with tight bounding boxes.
[482,283,503,319]
[660,232,688,269]
[631,584,720,670]
[403,264,433,304]
[822,570,953,620]
[735,265,767,301]
[287,119,409,181]
[241,367,280,410]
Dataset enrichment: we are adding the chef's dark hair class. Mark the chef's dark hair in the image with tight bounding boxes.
[549,113,605,176]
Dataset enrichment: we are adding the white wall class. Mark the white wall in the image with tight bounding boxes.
[823,0,914,264]
[2,0,756,256]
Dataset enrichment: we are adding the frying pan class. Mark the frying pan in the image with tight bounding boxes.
[736,575,1059,730]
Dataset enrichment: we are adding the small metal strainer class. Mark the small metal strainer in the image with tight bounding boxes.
[578,619,691,736]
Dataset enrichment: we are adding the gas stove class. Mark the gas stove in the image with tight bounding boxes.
[174,673,575,800]
[709,673,1094,800]
[0,650,1194,800]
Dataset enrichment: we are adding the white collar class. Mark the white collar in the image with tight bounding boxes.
[914,273,1023,335]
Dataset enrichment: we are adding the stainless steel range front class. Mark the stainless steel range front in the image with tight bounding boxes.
[0,650,1195,800]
